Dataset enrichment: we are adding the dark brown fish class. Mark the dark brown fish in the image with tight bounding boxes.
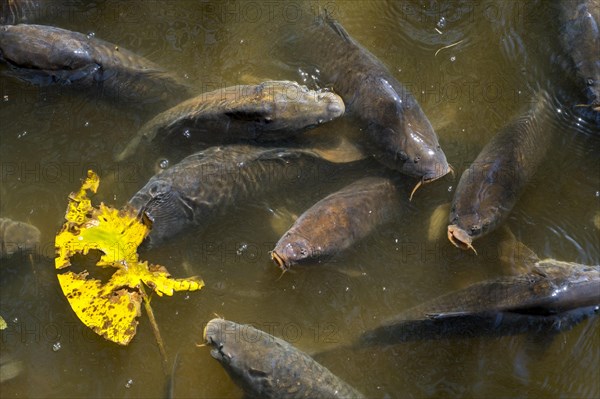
[0,24,193,106]
[116,80,345,161]
[279,13,450,183]
[128,145,364,247]
[360,260,600,344]
[0,217,40,257]
[448,91,556,252]
[271,176,402,270]
[559,0,600,115]
[204,318,364,399]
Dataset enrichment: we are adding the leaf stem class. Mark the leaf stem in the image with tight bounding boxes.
[139,284,168,375]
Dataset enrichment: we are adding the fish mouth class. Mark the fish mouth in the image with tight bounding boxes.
[271,250,288,271]
[447,224,478,254]
[203,319,230,363]
[409,164,454,201]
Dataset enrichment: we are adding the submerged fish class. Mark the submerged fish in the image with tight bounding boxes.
[271,176,402,270]
[279,13,449,184]
[359,259,599,345]
[128,144,364,247]
[0,24,192,106]
[0,0,39,24]
[203,318,364,399]
[448,91,556,253]
[559,0,600,115]
[0,217,40,258]
[116,80,345,161]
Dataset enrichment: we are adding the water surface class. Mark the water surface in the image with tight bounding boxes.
[1,1,598,398]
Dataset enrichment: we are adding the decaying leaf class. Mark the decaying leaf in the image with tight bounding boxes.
[55,170,204,345]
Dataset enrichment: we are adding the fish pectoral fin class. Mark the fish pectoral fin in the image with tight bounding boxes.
[497,225,539,274]
[310,136,367,163]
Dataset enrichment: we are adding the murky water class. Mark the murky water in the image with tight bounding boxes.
[1,0,599,398]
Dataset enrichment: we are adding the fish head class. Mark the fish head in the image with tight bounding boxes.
[271,235,314,270]
[398,112,450,182]
[373,78,450,180]
[269,82,345,129]
[129,179,194,247]
[447,210,496,254]
[2,221,41,256]
[203,318,272,393]
[0,25,94,70]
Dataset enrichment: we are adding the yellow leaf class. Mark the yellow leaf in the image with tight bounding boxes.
[55,170,204,345]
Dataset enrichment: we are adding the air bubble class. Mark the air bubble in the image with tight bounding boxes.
[125,379,133,388]
[52,342,62,352]
[159,159,169,169]
[437,16,447,29]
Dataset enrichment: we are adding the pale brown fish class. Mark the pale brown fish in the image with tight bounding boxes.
[271,176,402,270]
[116,81,345,161]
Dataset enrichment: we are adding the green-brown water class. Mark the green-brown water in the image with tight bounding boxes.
[1,1,599,398]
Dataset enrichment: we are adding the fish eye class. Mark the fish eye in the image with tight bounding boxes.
[469,225,480,235]
[413,155,421,163]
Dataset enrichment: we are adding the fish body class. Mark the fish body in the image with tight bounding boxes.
[559,0,600,114]
[204,318,364,399]
[128,145,357,247]
[280,14,449,180]
[360,261,600,344]
[0,217,40,258]
[271,176,402,269]
[116,81,345,161]
[0,24,192,105]
[448,91,555,251]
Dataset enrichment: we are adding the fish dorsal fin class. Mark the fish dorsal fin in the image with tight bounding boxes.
[310,136,367,164]
[498,226,540,274]
[322,12,353,44]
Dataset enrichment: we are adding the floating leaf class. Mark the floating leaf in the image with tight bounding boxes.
[55,170,204,345]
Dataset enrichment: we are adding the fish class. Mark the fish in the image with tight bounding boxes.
[0,217,40,258]
[203,318,365,399]
[128,144,366,247]
[115,80,345,161]
[558,0,600,116]
[447,91,556,253]
[271,176,402,270]
[0,0,39,25]
[0,24,193,106]
[359,260,600,345]
[278,12,450,185]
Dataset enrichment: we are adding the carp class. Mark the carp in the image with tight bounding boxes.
[359,249,599,345]
[271,176,402,270]
[116,81,345,161]
[203,318,364,399]
[278,13,450,187]
[128,144,365,247]
[0,217,40,258]
[0,24,193,106]
[448,91,556,253]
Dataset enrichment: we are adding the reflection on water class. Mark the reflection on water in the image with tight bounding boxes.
[0,0,598,398]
